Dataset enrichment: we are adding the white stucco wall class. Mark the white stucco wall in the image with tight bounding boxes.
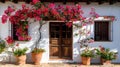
[0,2,120,63]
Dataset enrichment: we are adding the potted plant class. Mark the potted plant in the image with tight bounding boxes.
[0,38,6,54]
[78,37,95,65]
[13,47,28,65]
[31,48,45,65]
[95,47,118,64]
[81,48,95,65]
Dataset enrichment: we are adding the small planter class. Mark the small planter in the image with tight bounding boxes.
[16,55,26,65]
[81,56,91,65]
[101,58,111,64]
[13,47,28,65]
[31,52,43,65]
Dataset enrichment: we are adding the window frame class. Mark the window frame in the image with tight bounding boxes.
[94,20,113,42]
[11,22,29,41]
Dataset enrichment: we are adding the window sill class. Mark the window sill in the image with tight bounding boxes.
[15,40,30,43]
[94,40,112,42]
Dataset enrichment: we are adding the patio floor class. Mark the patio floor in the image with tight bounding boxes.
[0,63,120,67]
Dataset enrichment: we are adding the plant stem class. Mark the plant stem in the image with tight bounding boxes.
[35,21,42,48]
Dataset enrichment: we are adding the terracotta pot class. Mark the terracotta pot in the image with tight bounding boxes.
[31,52,43,65]
[101,58,111,64]
[81,56,91,65]
[16,55,26,65]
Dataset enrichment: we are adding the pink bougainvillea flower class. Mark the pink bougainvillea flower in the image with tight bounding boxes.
[90,7,95,15]
[34,9,41,15]
[50,9,59,16]
[111,17,115,21]
[22,4,26,9]
[32,0,40,4]
[66,22,72,28]
[95,14,99,18]
[4,6,14,15]
[27,11,34,18]
[41,7,49,16]
[26,25,29,29]
[9,15,20,24]
[16,27,23,34]
[20,14,25,20]
[5,36,14,45]
[76,4,81,9]
[35,16,41,21]
[89,7,99,18]
[4,10,9,15]
[1,15,8,24]
[48,3,55,9]
[57,5,64,10]
[66,5,71,9]
[18,36,25,41]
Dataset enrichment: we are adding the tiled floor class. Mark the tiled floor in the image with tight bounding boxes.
[0,63,120,67]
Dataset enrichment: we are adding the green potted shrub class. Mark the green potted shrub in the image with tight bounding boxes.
[81,48,95,65]
[13,47,28,65]
[96,47,118,64]
[31,48,45,65]
[0,38,6,53]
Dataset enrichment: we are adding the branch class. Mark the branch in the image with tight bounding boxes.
[35,20,43,48]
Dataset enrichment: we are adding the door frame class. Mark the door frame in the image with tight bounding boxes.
[49,21,73,60]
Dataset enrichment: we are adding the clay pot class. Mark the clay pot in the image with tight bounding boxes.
[31,52,43,65]
[81,57,91,65]
[16,55,26,65]
[101,58,111,64]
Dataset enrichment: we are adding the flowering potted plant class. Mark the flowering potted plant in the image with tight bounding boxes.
[95,46,118,64]
[5,36,28,65]
[78,37,95,65]
[31,48,45,65]
[81,47,95,65]
[13,45,28,65]
[0,38,6,54]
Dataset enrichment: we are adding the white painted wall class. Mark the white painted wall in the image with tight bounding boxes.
[0,2,120,63]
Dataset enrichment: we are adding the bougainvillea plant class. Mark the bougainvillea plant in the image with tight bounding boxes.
[5,36,14,46]
[1,0,99,48]
[2,5,31,41]
[74,7,99,48]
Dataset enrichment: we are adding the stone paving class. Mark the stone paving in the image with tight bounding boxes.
[0,63,120,67]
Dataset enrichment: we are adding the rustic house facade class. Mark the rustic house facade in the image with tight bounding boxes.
[0,0,120,64]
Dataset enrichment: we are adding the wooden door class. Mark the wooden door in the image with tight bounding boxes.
[50,22,72,60]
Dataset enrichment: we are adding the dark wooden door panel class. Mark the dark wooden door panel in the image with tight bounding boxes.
[50,22,72,59]
[61,47,72,58]
[62,39,72,46]
[50,47,59,56]
[50,38,59,45]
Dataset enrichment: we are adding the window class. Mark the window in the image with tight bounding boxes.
[12,21,29,41]
[94,21,112,41]
[12,24,18,40]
